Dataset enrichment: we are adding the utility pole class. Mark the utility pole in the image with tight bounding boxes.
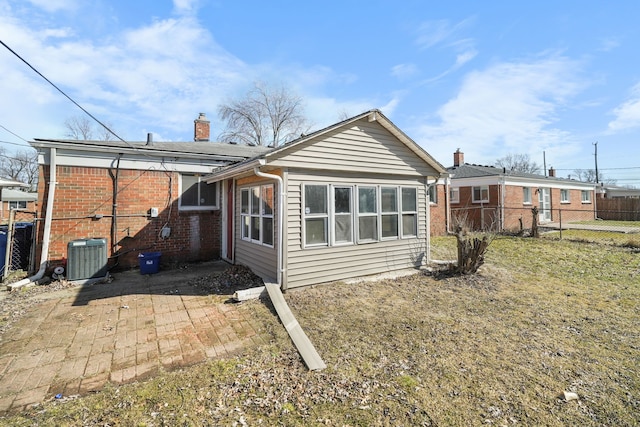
[593,141,599,184]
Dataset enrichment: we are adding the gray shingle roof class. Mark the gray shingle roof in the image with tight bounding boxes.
[31,138,272,160]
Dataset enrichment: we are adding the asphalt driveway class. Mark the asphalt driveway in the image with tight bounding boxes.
[0,261,267,413]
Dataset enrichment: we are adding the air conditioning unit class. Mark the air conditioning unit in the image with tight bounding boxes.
[67,238,108,281]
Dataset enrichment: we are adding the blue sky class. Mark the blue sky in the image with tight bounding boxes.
[1,0,639,186]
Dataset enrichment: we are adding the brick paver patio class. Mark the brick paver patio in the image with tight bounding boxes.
[0,261,266,413]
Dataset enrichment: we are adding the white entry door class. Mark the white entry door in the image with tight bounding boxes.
[538,188,551,222]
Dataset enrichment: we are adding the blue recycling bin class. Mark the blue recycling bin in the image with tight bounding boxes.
[139,252,161,274]
[0,229,7,275]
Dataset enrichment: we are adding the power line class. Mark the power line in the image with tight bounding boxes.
[0,124,29,142]
[0,38,126,144]
[0,139,33,149]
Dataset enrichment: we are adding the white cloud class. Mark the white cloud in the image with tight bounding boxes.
[607,82,640,132]
[25,0,78,13]
[415,18,474,50]
[413,55,585,166]
[391,63,418,79]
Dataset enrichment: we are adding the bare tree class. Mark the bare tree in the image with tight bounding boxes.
[217,82,310,147]
[64,116,116,141]
[0,148,38,191]
[495,153,541,174]
[572,169,616,185]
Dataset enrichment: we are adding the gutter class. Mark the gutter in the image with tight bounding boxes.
[9,147,57,289]
[253,160,286,289]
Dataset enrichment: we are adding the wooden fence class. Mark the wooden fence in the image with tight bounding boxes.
[597,198,640,221]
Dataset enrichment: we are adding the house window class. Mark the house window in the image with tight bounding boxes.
[401,187,417,237]
[303,184,418,247]
[472,186,489,203]
[240,184,274,246]
[449,187,459,204]
[381,187,399,239]
[358,186,378,242]
[304,185,328,246]
[333,186,353,244]
[428,185,438,204]
[581,190,592,203]
[561,189,570,203]
[9,201,27,210]
[180,174,218,210]
[523,187,532,204]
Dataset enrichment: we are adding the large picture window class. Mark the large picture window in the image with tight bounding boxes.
[240,184,274,246]
[303,184,418,248]
[180,174,218,210]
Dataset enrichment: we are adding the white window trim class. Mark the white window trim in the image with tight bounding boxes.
[331,185,355,247]
[449,187,460,204]
[380,186,400,241]
[581,190,592,204]
[356,186,379,244]
[240,184,274,247]
[401,187,418,238]
[428,185,437,205]
[523,187,532,205]
[302,183,419,248]
[472,185,489,203]
[302,184,329,248]
[560,189,570,204]
[179,174,219,211]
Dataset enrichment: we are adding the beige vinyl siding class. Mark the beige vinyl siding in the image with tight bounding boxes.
[268,119,438,177]
[235,181,278,282]
[284,171,427,289]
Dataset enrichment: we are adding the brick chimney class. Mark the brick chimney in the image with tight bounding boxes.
[194,113,210,142]
[548,167,556,177]
[453,149,464,167]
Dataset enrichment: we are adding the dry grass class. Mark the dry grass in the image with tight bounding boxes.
[1,236,639,426]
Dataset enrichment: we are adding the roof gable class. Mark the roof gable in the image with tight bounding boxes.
[207,110,446,180]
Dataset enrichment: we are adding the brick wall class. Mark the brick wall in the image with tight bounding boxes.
[430,184,447,236]
[36,165,221,271]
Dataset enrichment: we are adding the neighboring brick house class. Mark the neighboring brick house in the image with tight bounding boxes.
[447,150,597,232]
[29,114,270,274]
[0,189,37,224]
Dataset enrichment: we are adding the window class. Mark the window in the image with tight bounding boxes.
[401,187,417,237]
[561,189,570,203]
[333,186,353,244]
[472,186,489,203]
[9,201,27,210]
[428,185,438,204]
[523,187,532,204]
[180,174,218,210]
[304,185,328,246]
[303,184,419,247]
[449,187,459,204]
[381,187,398,239]
[358,186,378,242]
[581,190,592,203]
[240,184,274,246]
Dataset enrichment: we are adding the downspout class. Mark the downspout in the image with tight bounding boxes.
[445,175,451,234]
[425,178,434,265]
[254,162,285,289]
[10,147,56,289]
[109,154,122,267]
[500,176,506,231]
